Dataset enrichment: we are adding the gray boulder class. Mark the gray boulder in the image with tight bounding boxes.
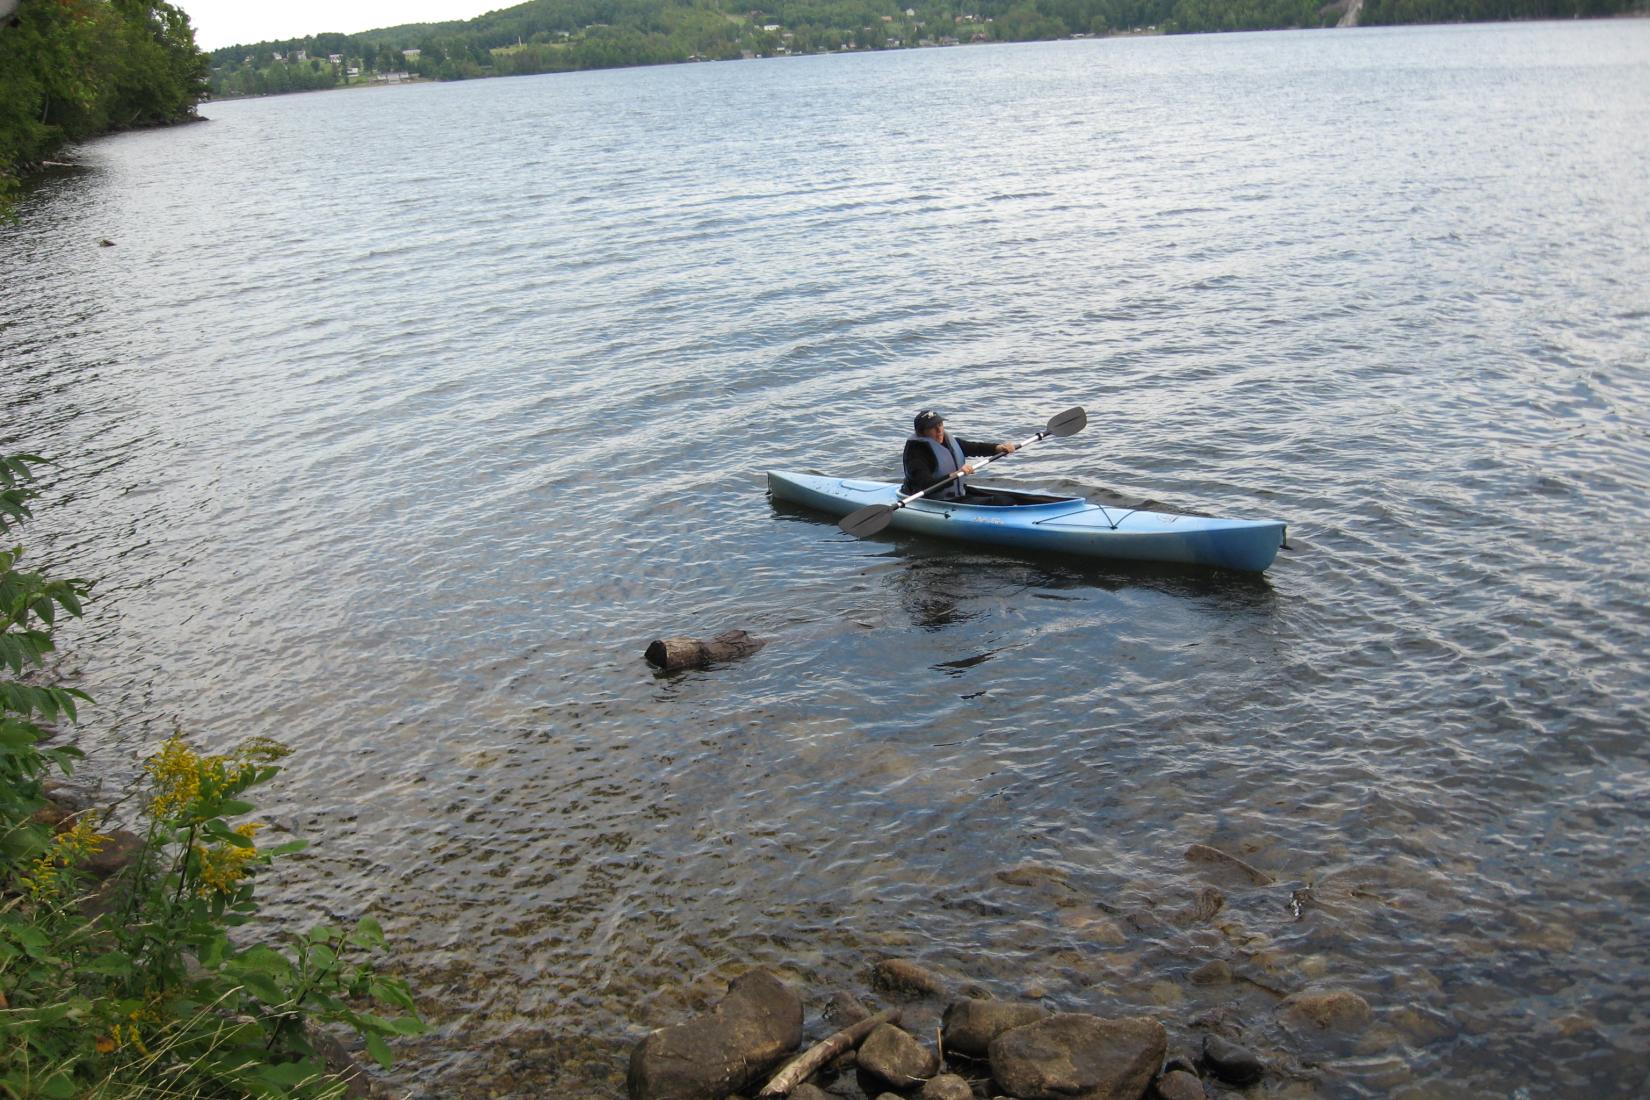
[859,1022,940,1089]
[1199,1034,1263,1086]
[1151,1069,1205,1100]
[942,999,1049,1059]
[919,1073,975,1100]
[627,969,803,1100]
[988,1014,1166,1100]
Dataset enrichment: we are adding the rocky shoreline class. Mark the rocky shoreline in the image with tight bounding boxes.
[622,839,1403,1100]
[628,949,1375,1100]
[47,767,1385,1098]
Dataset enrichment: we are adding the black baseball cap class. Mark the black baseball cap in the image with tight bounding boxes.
[914,409,945,432]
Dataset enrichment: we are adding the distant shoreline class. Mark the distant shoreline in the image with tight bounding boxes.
[203,11,1649,103]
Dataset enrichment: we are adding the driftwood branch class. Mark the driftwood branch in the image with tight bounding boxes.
[757,1007,901,1097]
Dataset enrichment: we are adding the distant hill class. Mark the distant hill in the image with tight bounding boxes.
[206,0,1649,98]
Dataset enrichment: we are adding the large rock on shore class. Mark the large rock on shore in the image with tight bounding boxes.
[1200,1033,1264,1086]
[858,1022,940,1089]
[1151,1069,1205,1100]
[988,1014,1166,1100]
[918,1073,974,1100]
[941,998,1049,1058]
[627,969,802,1100]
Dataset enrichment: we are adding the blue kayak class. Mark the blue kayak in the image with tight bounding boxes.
[767,470,1287,573]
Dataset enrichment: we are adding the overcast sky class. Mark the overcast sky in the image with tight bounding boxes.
[181,1,508,50]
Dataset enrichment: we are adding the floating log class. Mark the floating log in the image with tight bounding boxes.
[757,1007,901,1097]
[645,629,765,671]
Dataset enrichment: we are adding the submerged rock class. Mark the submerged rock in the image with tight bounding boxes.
[1188,960,1232,986]
[872,958,949,1001]
[988,1014,1166,1100]
[1279,990,1372,1033]
[1172,887,1226,927]
[995,863,1070,889]
[825,991,874,1026]
[1185,844,1275,886]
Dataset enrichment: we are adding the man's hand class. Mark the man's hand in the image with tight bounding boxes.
[996,442,1018,454]
[960,463,976,475]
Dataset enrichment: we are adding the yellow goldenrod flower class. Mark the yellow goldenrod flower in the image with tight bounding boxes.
[145,732,203,819]
[23,818,111,901]
[58,817,110,860]
[194,822,263,895]
[144,731,292,822]
[23,856,59,899]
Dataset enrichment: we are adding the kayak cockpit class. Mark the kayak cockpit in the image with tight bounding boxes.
[906,485,1085,512]
[836,480,1080,509]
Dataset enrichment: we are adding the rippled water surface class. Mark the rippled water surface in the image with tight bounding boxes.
[5,20,1650,1097]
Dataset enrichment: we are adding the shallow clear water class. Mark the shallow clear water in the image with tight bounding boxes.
[4,21,1650,1098]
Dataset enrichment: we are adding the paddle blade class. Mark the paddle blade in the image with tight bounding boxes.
[839,503,896,539]
[1047,406,1087,437]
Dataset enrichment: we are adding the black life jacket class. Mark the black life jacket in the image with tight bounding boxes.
[904,433,969,500]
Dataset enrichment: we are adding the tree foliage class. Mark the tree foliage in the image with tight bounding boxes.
[0,0,207,205]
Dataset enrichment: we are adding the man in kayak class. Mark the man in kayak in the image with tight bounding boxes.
[903,409,1018,503]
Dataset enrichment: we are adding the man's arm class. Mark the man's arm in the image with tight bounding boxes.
[957,437,1017,458]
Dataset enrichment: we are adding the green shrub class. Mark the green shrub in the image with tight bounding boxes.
[1,455,421,1100]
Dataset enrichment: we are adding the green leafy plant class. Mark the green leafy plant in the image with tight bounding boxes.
[0,455,423,1099]
[0,455,88,866]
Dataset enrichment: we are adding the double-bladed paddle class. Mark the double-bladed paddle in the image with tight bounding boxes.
[838,406,1087,539]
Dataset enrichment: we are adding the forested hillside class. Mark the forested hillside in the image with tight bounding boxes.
[0,0,206,206]
[205,0,1647,97]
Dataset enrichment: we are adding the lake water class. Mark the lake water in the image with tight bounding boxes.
[4,20,1649,1098]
